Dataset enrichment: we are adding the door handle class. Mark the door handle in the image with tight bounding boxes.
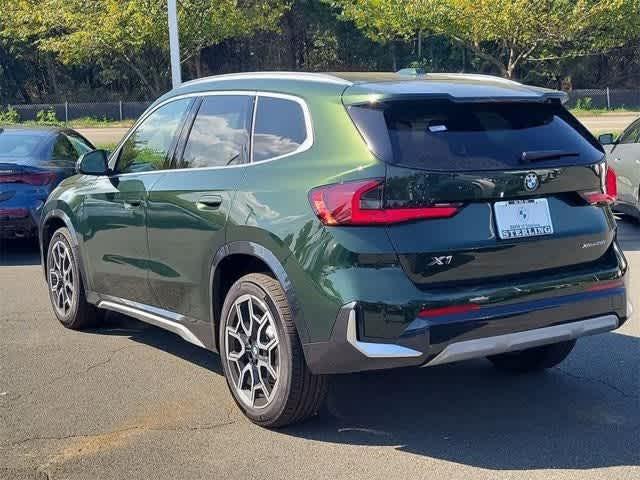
[197,195,223,209]
[123,199,142,207]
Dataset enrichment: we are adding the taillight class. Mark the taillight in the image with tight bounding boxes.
[580,165,617,205]
[0,172,55,186]
[309,179,461,226]
[418,303,480,318]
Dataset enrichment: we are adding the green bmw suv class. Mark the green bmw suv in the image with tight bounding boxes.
[40,72,630,427]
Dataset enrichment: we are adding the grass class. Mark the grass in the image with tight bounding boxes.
[13,117,134,128]
[94,142,118,151]
[570,107,638,117]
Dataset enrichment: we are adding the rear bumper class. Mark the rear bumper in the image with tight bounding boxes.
[303,250,630,374]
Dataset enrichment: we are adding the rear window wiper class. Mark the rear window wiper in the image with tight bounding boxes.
[520,150,579,163]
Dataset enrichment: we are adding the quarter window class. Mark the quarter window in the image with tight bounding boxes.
[116,98,191,174]
[178,95,253,169]
[253,97,307,162]
[52,135,78,163]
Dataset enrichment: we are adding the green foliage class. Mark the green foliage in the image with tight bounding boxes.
[329,0,640,79]
[0,106,20,123]
[575,97,594,110]
[0,0,639,104]
[35,108,60,125]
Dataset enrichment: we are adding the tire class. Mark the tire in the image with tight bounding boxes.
[46,227,103,330]
[219,273,327,428]
[488,339,576,373]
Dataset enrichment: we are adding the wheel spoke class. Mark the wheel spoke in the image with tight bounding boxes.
[236,301,252,337]
[225,293,281,409]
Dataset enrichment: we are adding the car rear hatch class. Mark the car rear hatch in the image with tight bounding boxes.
[343,92,617,288]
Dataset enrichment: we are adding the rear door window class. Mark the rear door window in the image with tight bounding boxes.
[177,95,253,169]
[252,97,307,162]
[348,100,604,171]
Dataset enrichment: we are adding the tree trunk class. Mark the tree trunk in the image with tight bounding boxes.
[417,30,422,58]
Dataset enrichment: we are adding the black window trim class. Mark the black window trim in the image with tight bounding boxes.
[250,93,312,164]
[172,93,256,170]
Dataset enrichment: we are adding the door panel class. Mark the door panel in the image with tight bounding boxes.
[146,94,254,344]
[81,173,164,303]
[80,97,193,304]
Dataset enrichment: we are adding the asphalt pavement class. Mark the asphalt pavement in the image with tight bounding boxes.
[1,219,638,480]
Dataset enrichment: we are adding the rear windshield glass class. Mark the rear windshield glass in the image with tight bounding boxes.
[0,133,44,159]
[347,100,603,171]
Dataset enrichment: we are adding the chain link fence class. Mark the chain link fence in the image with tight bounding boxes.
[1,89,638,125]
[2,101,153,123]
[565,89,640,110]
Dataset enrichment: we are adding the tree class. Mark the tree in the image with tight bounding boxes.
[2,0,290,96]
[328,0,640,79]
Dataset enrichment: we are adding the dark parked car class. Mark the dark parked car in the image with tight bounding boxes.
[0,127,94,239]
[599,117,640,221]
[39,72,631,427]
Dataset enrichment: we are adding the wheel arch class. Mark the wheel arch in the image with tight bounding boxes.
[40,209,94,301]
[209,241,307,351]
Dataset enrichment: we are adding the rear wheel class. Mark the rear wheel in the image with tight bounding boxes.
[219,273,327,427]
[46,227,102,329]
[488,340,576,373]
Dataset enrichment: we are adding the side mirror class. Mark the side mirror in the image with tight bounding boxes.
[598,133,615,145]
[77,149,109,175]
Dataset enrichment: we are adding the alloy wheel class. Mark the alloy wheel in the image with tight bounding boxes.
[48,239,74,317]
[224,294,280,409]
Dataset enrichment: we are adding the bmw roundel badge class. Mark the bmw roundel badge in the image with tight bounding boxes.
[524,172,539,192]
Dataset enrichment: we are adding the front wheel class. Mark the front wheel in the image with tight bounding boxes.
[219,273,327,427]
[46,227,102,329]
[488,339,576,373]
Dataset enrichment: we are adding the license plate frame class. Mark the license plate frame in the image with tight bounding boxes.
[494,198,554,240]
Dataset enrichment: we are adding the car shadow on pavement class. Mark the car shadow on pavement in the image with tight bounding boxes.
[0,238,41,266]
[88,309,639,471]
[87,311,224,375]
[283,330,639,471]
[617,216,640,252]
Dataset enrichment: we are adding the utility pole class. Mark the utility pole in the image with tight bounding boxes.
[168,0,182,88]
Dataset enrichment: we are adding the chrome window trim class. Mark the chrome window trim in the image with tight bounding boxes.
[109,90,314,176]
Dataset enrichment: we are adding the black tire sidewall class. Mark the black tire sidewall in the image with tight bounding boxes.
[219,275,294,424]
[46,228,82,327]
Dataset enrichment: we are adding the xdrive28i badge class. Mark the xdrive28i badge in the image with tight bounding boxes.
[524,172,540,192]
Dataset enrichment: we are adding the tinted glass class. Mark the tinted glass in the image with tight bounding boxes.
[253,97,306,162]
[0,133,44,159]
[619,121,640,144]
[65,133,93,156]
[52,135,78,162]
[178,95,253,169]
[348,100,604,171]
[117,98,191,173]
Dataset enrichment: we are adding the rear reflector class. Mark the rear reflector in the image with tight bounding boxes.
[580,165,617,205]
[0,172,55,186]
[418,303,480,318]
[586,278,624,292]
[309,179,461,226]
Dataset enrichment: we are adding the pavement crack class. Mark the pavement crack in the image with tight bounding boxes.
[2,420,238,449]
[7,345,140,403]
[556,367,638,399]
